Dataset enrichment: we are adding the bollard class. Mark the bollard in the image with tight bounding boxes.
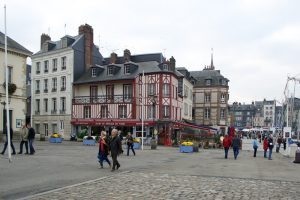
[293,143,300,164]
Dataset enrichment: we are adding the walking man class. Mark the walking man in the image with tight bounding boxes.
[109,129,122,171]
[232,134,241,160]
[27,124,35,155]
[268,134,274,160]
[222,134,231,159]
[18,124,29,154]
[252,137,259,157]
[126,133,136,156]
[98,131,111,168]
[1,126,16,155]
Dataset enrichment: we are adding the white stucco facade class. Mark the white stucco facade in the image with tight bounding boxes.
[182,78,193,121]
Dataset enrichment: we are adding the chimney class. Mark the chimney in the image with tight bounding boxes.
[169,56,176,71]
[78,24,94,70]
[110,52,118,64]
[123,49,131,62]
[40,34,51,50]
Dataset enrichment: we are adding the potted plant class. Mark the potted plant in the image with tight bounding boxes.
[83,133,96,146]
[180,141,194,153]
[49,133,63,143]
[133,138,141,149]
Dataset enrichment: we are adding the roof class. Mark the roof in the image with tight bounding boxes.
[0,31,32,56]
[103,53,164,65]
[190,69,229,87]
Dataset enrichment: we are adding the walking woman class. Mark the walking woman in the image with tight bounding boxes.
[98,131,111,168]
[109,129,123,171]
[252,137,259,157]
[126,133,136,156]
[263,137,268,158]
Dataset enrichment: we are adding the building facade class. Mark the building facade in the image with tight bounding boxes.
[229,102,256,129]
[31,24,102,139]
[0,31,32,138]
[190,56,229,134]
[71,51,182,146]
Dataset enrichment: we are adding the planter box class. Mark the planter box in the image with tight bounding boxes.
[133,142,141,149]
[83,139,96,146]
[180,145,193,153]
[49,137,63,143]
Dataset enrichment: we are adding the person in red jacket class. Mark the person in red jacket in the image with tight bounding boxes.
[263,137,268,158]
[223,134,231,159]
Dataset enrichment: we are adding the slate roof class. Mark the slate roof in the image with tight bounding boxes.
[190,69,229,87]
[0,31,32,56]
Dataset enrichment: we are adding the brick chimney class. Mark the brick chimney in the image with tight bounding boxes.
[78,24,94,70]
[123,49,131,62]
[40,34,51,50]
[169,56,176,71]
[110,52,118,64]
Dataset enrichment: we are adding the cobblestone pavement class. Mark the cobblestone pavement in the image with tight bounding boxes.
[22,171,300,200]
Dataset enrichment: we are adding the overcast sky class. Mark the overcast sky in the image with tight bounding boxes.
[1,0,299,103]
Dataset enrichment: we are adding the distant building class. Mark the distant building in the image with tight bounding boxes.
[229,102,256,129]
[0,31,32,138]
[190,52,229,134]
[31,24,103,139]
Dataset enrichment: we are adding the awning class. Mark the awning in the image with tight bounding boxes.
[175,121,218,132]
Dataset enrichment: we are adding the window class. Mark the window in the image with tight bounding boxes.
[163,106,170,118]
[205,79,212,86]
[189,105,192,117]
[60,97,66,114]
[35,80,40,93]
[184,103,188,115]
[124,65,130,74]
[52,124,57,134]
[44,60,49,73]
[106,85,114,101]
[163,64,169,70]
[52,59,57,71]
[163,83,170,97]
[44,98,48,112]
[184,85,188,97]
[220,109,225,119]
[205,93,211,103]
[91,68,97,77]
[52,78,57,92]
[108,66,113,75]
[60,120,64,130]
[205,108,210,119]
[221,93,226,103]
[44,123,48,136]
[61,57,66,70]
[90,86,98,103]
[123,84,132,100]
[35,124,40,135]
[8,66,12,83]
[147,105,156,119]
[118,105,127,118]
[61,76,66,91]
[36,62,41,74]
[148,83,156,95]
[101,105,108,118]
[44,79,48,93]
[36,99,40,113]
[84,106,91,118]
[52,98,57,114]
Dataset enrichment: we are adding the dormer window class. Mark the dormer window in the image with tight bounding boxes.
[108,66,113,75]
[205,79,212,86]
[91,68,97,77]
[124,65,130,74]
[163,64,169,70]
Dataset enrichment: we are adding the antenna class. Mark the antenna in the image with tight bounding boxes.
[98,34,100,48]
[64,23,66,35]
[48,27,50,35]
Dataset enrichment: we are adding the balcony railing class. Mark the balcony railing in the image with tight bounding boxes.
[35,90,40,94]
[52,88,57,92]
[53,68,57,72]
[60,110,66,114]
[36,70,40,74]
[51,110,57,114]
[35,111,40,115]
[44,89,48,93]
[73,95,133,104]
[61,87,66,91]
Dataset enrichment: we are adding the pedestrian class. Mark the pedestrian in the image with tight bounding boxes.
[118,130,124,154]
[222,134,231,159]
[283,138,286,150]
[126,133,136,156]
[268,134,274,160]
[232,134,241,160]
[1,126,16,155]
[277,135,282,150]
[263,137,268,158]
[27,123,36,155]
[97,131,111,169]
[109,129,122,171]
[252,137,259,157]
[18,124,29,154]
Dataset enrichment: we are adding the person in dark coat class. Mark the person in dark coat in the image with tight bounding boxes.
[1,126,16,155]
[27,123,36,155]
[109,129,122,171]
[18,124,29,154]
[268,134,274,160]
[126,133,136,156]
[98,131,111,168]
[232,134,241,160]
